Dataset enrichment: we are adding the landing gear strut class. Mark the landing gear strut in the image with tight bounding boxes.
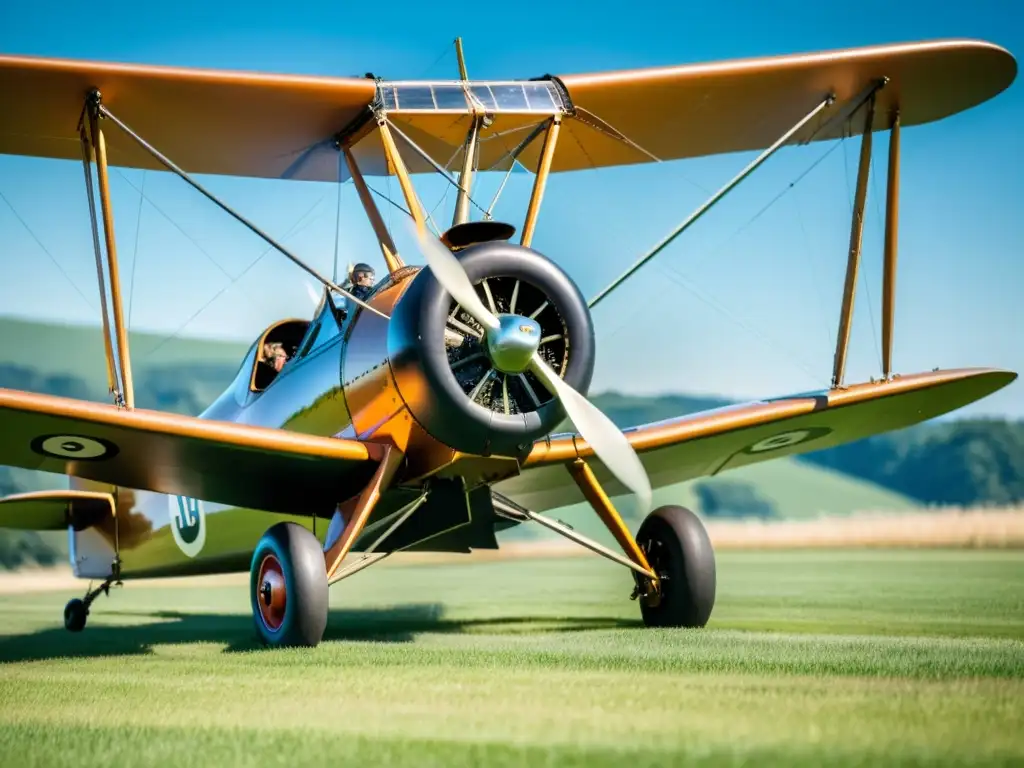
[64,572,122,633]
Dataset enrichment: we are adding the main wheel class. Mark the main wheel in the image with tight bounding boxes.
[636,505,716,628]
[64,597,88,632]
[250,522,329,648]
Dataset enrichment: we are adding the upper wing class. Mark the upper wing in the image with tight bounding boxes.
[0,388,379,516]
[0,40,1014,181]
[494,368,1017,513]
[542,39,1016,173]
[0,54,375,180]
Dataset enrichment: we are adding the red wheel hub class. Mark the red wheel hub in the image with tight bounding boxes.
[256,554,286,631]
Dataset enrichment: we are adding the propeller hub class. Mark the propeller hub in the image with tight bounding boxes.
[486,314,541,374]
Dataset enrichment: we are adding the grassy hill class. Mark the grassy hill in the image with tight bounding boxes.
[0,316,250,384]
[498,460,919,547]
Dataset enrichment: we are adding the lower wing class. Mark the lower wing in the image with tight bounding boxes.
[0,388,379,522]
[495,368,1016,512]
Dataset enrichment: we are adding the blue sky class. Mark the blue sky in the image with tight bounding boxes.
[1,0,1021,417]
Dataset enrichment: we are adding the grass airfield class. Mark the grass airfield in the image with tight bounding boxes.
[0,549,1022,766]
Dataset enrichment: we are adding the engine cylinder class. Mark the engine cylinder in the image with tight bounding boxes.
[387,241,595,458]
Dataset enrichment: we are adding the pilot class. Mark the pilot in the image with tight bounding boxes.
[348,263,375,301]
[261,342,288,373]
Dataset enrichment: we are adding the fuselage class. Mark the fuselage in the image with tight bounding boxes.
[68,271,416,580]
[65,241,596,581]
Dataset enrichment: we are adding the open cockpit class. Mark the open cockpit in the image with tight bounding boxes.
[250,287,352,393]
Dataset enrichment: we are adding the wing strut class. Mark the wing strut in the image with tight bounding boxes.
[520,116,562,248]
[80,94,135,409]
[831,90,878,387]
[377,119,429,234]
[882,111,901,380]
[832,84,902,387]
[79,124,118,401]
[87,92,388,320]
[452,116,482,227]
[341,147,405,275]
[586,93,836,309]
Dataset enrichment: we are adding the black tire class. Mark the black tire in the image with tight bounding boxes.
[64,598,87,632]
[636,505,716,628]
[250,522,329,648]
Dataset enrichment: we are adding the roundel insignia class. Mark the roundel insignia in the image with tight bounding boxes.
[31,434,119,461]
[168,495,207,558]
[743,427,832,454]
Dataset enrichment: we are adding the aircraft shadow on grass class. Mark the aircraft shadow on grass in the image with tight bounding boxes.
[0,604,643,663]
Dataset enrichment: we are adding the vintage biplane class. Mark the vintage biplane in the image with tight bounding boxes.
[0,37,1016,647]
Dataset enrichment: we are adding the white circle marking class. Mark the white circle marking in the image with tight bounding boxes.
[747,430,813,453]
[39,435,110,459]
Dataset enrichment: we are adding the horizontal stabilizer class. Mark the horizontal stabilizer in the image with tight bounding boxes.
[0,490,114,531]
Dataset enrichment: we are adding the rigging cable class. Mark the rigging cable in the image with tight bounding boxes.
[114,169,234,282]
[127,170,146,330]
[143,192,330,360]
[676,138,845,278]
[601,135,852,388]
[0,187,96,312]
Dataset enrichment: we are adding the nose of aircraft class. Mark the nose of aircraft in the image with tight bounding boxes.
[486,315,542,375]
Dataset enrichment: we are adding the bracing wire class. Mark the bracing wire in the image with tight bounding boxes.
[658,264,831,386]
[127,170,146,330]
[114,169,235,282]
[602,135,852,389]
[143,193,330,360]
[0,187,96,311]
[674,138,845,279]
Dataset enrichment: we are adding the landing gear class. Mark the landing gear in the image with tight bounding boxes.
[636,505,716,628]
[63,573,121,633]
[63,598,87,632]
[250,522,329,648]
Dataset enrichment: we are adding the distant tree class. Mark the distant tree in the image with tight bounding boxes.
[894,420,1024,505]
[693,480,778,519]
[801,419,1024,506]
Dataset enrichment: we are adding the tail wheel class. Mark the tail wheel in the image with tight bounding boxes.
[249,522,328,648]
[636,505,716,628]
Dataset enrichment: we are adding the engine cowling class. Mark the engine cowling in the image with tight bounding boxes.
[386,240,595,458]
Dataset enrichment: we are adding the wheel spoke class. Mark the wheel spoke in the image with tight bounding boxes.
[529,300,549,319]
[509,279,520,314]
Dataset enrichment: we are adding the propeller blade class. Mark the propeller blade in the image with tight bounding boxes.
[406,220,650,516]
[529,354,652,518]
[410,222,500,331]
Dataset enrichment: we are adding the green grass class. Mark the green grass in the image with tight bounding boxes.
[1,550,1022,766]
